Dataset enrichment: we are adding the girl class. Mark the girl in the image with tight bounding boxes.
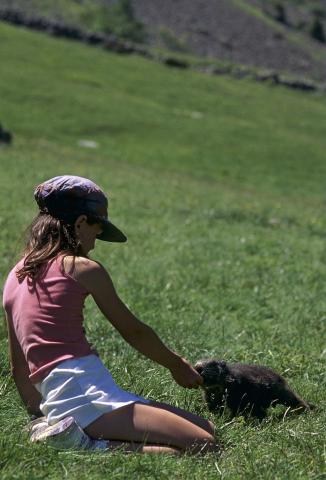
[3,175,217,455]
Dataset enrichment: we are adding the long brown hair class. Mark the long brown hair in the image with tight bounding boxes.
[16,213,96,281]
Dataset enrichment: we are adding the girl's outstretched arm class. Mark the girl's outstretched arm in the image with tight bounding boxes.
[73,258,203,389]
[5,313,42,416]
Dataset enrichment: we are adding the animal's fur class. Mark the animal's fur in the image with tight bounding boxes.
[195,359,314,419]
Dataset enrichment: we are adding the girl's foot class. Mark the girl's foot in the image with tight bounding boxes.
[29,416,107,450]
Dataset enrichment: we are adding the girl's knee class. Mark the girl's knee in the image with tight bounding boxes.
[181,431,216,452]
[187,438,219,455]
[207,419,215,435]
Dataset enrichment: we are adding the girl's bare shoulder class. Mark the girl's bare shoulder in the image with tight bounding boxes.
[62,256,113,294]
[62,255,105,280]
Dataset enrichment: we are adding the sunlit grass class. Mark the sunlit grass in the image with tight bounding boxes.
[0,22,325,479]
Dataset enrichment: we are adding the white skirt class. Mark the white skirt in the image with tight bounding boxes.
[35,355,150,429]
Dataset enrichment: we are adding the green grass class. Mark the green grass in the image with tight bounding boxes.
[0,21,325,479]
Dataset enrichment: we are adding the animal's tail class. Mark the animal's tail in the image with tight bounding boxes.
[278,384,314,412]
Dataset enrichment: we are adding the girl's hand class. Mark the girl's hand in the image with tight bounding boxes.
[169,357,203,389]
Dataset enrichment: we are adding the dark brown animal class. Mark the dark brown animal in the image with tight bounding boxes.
[195,359,314,419]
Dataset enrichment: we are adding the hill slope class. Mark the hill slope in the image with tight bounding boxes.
[130,0,326,80]
[0,22,325,480]
[0,0,325,80]
[0,20,325,197]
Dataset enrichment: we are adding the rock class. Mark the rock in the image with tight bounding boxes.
[200,65,232,75]
[83,32,106,46]
[255,71,280,84]
[102,36,135,54]
[77,139,98,149]
[0,8,25,25]
[0,124,13,144]
[278,77,317,91]
[46,22,84,41]
[162,57,189,68]
[232,67,251,79]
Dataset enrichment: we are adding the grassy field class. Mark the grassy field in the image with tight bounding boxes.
[0,21,325,479]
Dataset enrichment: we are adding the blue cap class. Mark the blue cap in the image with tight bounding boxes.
[34,175,127,243]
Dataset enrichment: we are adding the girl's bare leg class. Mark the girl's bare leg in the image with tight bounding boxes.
[107,440,180,455]
[148,400,215,436]
[84,402,218,455]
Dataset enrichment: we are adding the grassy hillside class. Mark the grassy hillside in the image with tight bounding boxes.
[0,0,325,80]
[0,22,325,479]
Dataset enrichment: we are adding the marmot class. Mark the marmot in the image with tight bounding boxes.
[195,359,314,419]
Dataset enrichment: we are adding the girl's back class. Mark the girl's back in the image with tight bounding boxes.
[3,255,93,384]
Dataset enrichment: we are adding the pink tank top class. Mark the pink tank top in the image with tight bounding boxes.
[3,255,93,383]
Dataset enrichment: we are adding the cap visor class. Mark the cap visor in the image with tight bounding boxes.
[97,220,127,243]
